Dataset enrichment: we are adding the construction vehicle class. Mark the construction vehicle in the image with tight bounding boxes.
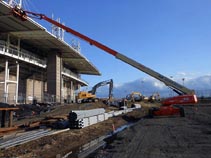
[76,79,113,103]
[126,92,143,102]
[88,79,113,101]
[148,105,185,118]
[126,92,160,103]
[12,7,198,117]
[76,91,97,103]
[148,92,160,102]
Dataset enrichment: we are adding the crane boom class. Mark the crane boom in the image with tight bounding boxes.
[33,13,193,95]
[115,53,194,95]
[11,7,197,103]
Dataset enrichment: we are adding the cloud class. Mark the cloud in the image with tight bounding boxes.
[153,80,165,89]
[177,72,187,76]
[174,72,199,81]
[95,75,211,98]
[187,75,211,89]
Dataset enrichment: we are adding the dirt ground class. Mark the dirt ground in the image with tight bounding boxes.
[91,104,211,158]
[0,101,150,158]
[2,102,210,158]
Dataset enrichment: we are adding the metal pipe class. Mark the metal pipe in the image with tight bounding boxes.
[69,108,106,120]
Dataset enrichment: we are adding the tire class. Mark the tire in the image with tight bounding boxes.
[93,98,99,102]
[179,107,185,117]
[77,100,82,104]
[68,112,77,121]
[148,108,154,118]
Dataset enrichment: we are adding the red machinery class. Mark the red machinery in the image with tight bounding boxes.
[162,94,198,106]
[149,105,185,118]
[11,6,197,117]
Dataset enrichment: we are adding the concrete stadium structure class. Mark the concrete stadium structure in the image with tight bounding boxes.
[0,1,100,104]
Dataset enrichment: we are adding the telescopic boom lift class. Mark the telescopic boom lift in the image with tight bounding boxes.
[11,6,197,106]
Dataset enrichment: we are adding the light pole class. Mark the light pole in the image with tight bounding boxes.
[170,76,174,96]
[182,78,185,86]
[141,80,144,95]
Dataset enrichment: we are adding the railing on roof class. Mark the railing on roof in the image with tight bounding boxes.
[62,68,88,86]
[63,67,80,78]
[0,44,47,68]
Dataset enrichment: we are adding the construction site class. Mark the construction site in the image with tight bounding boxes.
[0,1,211,158]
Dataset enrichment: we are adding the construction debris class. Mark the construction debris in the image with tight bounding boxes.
[0,102,155,157]
[0,128,69,149]
[14,103,55,120]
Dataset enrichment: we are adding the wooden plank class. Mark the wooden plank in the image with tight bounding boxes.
[0,126,18,133]
[0,108,19,111]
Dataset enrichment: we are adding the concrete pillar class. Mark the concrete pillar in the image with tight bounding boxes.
[32,74,35,100]
[41,73,44,103]
[61,76,64,102]
[9,110,13,127]
[4,60,8,103]
[60,56,63,103]
[17,38,20,52]
[47,52,62,103]
[15,62,19,105]
[6,68,9,103]
[6,34,10,52]
[70,80,73,102]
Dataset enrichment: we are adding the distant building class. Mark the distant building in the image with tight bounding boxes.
[0,1,100,104]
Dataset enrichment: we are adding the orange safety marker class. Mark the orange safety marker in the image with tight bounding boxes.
[112,123,116,132]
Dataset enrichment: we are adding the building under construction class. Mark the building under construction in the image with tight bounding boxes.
[0,1,100,105]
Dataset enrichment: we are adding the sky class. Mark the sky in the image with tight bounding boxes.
[19,0,211,93]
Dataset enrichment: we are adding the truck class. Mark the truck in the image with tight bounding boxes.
[12,7,198,117]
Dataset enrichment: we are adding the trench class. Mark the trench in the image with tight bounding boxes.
[65,123,135,158]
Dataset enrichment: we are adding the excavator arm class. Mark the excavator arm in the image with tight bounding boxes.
[12,7,197,105]
[89,79,113,100]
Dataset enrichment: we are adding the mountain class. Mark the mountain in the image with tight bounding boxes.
[95,75,211,98]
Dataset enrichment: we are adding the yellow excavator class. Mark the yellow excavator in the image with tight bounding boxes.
[76,91,97,103]
[76,79,113,103]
